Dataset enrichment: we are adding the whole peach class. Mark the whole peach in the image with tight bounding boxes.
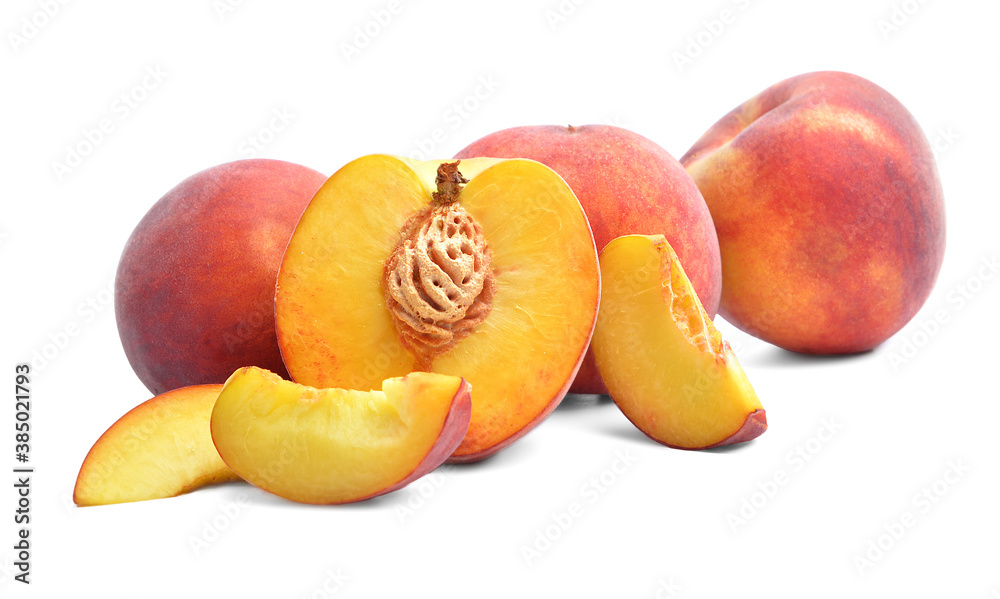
[116,159,326,394]
[681,71,945,353]
[456,125,721,393]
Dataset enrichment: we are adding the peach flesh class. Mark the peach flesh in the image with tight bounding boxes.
[593,235,766,450]
[74,385,238,506]
[274,155,600,462]
[210,367,471,504]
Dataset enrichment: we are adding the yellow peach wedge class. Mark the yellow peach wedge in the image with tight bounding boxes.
[210,367,471,505]
[592,234,766,449]
[74,385,238,507]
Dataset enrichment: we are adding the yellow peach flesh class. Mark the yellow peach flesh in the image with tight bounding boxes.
[275,155,599,461]
[210,367,470,504]
[593,235,765,449]
[74,385,238,507]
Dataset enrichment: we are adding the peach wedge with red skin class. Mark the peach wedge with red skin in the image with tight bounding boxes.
[210,367,471,505]
[681,71,945,353]
[275,155,600,462]
[592,235,766,450]
[74,385,239,506]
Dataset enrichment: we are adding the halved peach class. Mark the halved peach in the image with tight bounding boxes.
[74,385,238,506]
[592,235,766,449]
[210,367,471,504]
[275,155,600,462]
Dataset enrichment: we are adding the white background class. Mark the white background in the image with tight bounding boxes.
[2,0,999,596]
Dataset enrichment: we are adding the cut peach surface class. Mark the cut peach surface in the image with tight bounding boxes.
[210,367,471,504]
[275,155,600,462]
[74,385,238,507]
[592,235,766,450]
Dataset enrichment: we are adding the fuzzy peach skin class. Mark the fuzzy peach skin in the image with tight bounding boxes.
[456,125,721,393]
[116,159,327,394]
[681,71,945,353]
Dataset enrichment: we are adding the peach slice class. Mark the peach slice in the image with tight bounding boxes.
[74,385,238,506]
[275,155,600,462]
[592,235,766,449]
[210,367,471,504]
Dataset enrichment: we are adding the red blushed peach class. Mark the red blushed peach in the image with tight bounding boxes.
[116,159,327,394]
[456,124,721,393]
[682,71,945,353]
